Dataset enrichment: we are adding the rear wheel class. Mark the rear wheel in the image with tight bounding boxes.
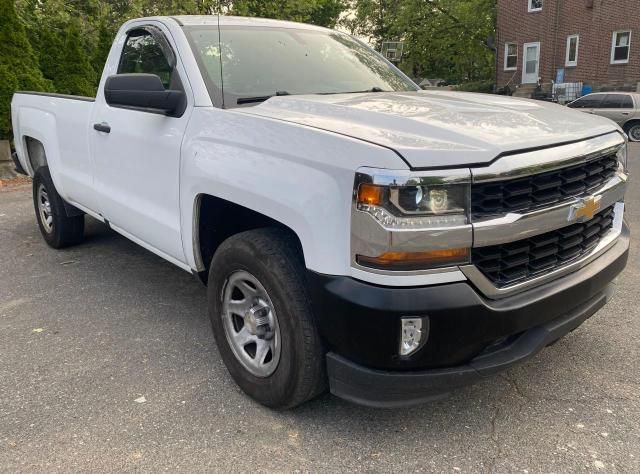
[208,228,326,409]
[32,167,84,248]
[625,122,640,142]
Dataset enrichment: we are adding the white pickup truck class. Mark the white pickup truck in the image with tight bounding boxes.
[11,15,630,408]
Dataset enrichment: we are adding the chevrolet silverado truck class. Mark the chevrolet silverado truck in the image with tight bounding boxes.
[11,16,630,408]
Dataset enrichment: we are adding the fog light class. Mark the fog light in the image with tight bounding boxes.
[399,317,429,356]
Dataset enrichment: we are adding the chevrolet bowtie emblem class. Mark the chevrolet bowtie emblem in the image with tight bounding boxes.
[569,196,602,222]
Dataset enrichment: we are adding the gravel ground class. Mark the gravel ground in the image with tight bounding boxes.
[0,145,638,473]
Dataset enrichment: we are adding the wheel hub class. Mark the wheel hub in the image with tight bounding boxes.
[244,301,274,340]
[37,184,54,233]
[221,271,281,378]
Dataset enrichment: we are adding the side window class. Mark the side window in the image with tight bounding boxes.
[585,96,605,109]
[621,95,634,109]
[601,94,624,109]
[567,98,582,108]
[118,29,174,89]
[569,95,604,109]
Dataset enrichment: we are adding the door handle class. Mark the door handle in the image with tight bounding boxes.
[622,112,631,116]
[93,122,111,133]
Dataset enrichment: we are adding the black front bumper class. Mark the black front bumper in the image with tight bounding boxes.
[307,225,630,408]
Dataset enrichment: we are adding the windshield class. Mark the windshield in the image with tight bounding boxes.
[185,25,418,107]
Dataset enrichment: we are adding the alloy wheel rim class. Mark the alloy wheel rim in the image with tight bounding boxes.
[37,184,54,233]
[630,126,640,142]
[221,270,281,377]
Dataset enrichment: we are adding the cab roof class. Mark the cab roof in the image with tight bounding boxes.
[171,15,330,32]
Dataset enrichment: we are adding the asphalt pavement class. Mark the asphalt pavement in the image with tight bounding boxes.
[0,145,639,473]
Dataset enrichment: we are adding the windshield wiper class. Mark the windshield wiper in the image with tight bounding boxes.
[237,87,387,104]
[237,91,291,105]
[318,87,389,95]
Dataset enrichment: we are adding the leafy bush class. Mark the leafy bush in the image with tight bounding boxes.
[454,81,495,94]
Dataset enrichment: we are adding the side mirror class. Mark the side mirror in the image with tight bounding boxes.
[104,74,186,117]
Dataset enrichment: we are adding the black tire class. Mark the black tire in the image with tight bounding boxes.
[624,122,640,142]
[208,228,326,409]
[32,167,85,249]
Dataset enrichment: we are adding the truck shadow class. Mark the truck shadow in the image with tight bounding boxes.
[10,211,626,446]
[75,217,622,427]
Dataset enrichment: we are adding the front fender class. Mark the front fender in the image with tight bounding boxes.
[179,108,406,276]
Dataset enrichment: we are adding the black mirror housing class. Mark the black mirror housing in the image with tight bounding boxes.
[104,74,186,117]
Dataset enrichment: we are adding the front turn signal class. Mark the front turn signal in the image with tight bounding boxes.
[357,183,385,206]
[356,248,470,271]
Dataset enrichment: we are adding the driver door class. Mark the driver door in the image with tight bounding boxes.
[90,24,192,265]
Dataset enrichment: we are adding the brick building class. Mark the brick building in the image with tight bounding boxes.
[497,0,640,97]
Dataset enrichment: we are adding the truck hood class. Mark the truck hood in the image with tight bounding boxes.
[239,91,619,168]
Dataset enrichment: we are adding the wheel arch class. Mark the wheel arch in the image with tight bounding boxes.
[23,137,83,218]
[23,136,48,175]
[192,193,306,284]
[623,119,640,140]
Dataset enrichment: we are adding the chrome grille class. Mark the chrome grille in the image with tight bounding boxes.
[471,154,618,218]
[472,206,615,287]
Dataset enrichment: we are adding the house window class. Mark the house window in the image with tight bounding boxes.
[504,43,518,70]
[611,31,631,64]
[528,0,543,12]
[566,35,579,67]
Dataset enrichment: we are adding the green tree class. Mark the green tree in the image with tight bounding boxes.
[126,0,219,17]
[92,21,114,79]
[54,20,98,96]
[341,0,400,48]
[403,0,496,84]
[232,0,346,27]
[344,0,496,85]
[0,0,50,139]
[16,1,98,96]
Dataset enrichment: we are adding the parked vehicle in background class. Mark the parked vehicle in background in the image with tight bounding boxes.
[11,16,630,409]
[568,92,640,142]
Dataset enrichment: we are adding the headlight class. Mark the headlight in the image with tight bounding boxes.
[616,142,628,172]
[353,170,472,271]
[357,182,469,228]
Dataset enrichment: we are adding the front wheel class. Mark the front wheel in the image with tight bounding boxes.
[32,167,84,248]
[625,122,640,142]
[208,228,326,409]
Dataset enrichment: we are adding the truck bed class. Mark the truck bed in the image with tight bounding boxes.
[11,92,97,211]
[14,91,95,103]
